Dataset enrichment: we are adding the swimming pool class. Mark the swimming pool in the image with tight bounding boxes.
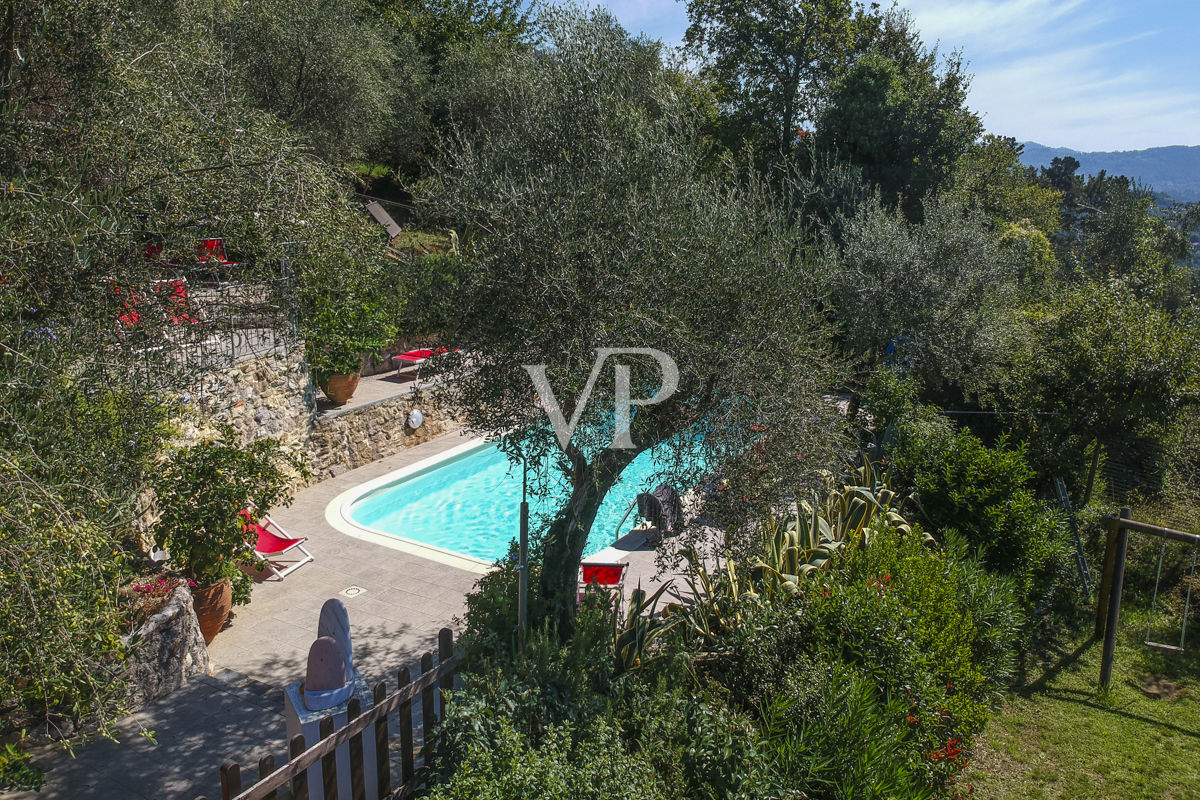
[332,439,697,569]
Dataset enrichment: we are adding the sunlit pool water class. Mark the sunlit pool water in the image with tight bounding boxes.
[347,440,697,562]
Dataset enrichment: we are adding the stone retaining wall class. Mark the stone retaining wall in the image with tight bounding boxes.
[308,396,456,481]
[183,348,459,483]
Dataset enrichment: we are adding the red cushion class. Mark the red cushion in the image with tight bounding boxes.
[581,564,625,585]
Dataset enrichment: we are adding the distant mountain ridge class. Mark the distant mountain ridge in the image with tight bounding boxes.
[1019,142,1200,203]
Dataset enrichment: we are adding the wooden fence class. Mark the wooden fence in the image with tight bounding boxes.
[197,628,460,800]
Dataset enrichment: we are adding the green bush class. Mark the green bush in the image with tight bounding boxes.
[0,470,129,738]
[887,412,1071,612]
[425,717,668,800]
[0,741,43,792]
[154,430,305,604]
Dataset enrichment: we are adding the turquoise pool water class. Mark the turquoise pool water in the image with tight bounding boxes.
[348,441,691,562]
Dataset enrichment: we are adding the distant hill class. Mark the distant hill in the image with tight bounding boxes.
[1019,142,1200,203]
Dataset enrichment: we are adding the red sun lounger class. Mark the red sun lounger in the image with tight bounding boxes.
[240,507,314,580]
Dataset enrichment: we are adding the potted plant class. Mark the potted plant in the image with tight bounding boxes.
[153,428,306,642]
[297,232,403,404]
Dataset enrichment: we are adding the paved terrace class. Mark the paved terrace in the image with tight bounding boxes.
[10,429,671,800]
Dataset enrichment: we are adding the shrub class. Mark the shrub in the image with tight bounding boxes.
[0,469,129,738]
[887,412,1072,613]
[153,430,305,604]
[425,717,668,800]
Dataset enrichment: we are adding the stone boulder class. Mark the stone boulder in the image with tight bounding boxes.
[125,584,210,708]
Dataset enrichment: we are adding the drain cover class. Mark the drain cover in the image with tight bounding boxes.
[340,585,367,598]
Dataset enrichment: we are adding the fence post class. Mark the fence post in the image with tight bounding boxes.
[347,697,366,800]
[220,760,242,800]
[438,629,454,715]
[257,754,276,800]
[373,681,391,798]
[319,716,338,800]
[1095,514,1121,638]
[1099,508,1131,688]
[398,666,415,786]
[289,733,309,800]
[421,652,435,764]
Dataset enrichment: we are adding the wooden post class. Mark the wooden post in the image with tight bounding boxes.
[438,629,454,716]
[420,652,435,764]
[347,696,366,800]
[289,734,309,800]
[1095,514,1121,638]
[373,681,391,798]
[319,716,338,800]
[220,760,242,800]
[1099,508,1131,689]
[398,666,415,785]
[257,754,276,800]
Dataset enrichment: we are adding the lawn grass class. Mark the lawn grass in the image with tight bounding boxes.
[966,607,1200,799]
[391,229,453,253]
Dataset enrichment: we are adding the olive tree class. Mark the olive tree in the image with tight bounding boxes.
[423,7,846,634]
[1,0,394,738]
[832,195,1020,399]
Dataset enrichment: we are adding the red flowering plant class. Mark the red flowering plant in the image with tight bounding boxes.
[121,575,198,631]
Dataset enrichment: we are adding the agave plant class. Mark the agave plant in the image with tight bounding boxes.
[669,546,761,651]
[751,456,927,595]
[611,580,681,675]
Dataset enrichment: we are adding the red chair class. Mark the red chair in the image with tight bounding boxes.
[578,561,628,605]
[392,347,460,386]
[195,238,228,264]
[240,507,314,580]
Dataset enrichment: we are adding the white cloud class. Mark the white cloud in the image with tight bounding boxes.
[901,0,1200,148]
[903,0,1097,53]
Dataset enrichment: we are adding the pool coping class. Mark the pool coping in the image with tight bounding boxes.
[324,437,497,575]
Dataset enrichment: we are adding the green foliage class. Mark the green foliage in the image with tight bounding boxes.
[998,282,1200,492]
[225,0,429,163]
[887,413,1071,613]
[0,466,129,737]
[949,136,1062,236]
[834,195,1020,394]
[0,739,43,792]
[153,430,305,602]
[297,233,405,382]
[816,46,981,221]
[684,0,880,162]
[425,718,669,800]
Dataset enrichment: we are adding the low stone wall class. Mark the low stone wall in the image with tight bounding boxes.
[182,348,460,484]
[125,585,210,708]
[308,396,458,481]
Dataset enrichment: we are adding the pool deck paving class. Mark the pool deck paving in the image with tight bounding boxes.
[9,429,673,800]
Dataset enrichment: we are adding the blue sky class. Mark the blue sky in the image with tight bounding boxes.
[597,0,1200,152]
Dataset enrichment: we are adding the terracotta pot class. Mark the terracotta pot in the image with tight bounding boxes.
[322,373,360,405]
[193,579,233,644]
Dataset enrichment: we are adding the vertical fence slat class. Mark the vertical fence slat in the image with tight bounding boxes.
[220,760,242,800]
[257,754,276,800]
[399,666,415,785]
[319,716,338,800]
[373,681,391,797]
[438,629,454,714]
[347,696,366,800]
[289,733,309,800]
[420,652,435,764]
